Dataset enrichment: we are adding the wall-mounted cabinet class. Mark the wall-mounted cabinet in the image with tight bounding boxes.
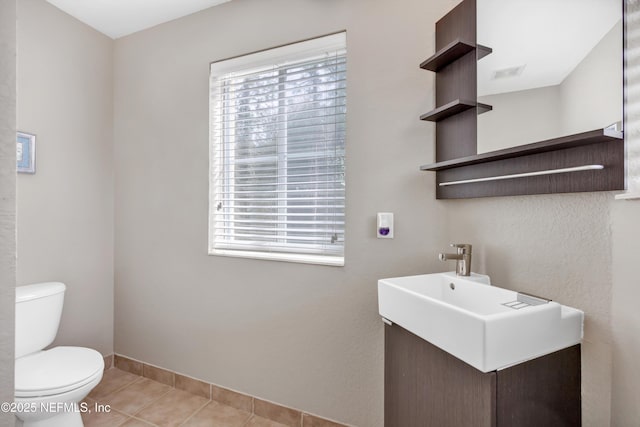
[421,0,624,199]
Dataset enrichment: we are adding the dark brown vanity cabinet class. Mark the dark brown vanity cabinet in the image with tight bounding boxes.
[384,323,581,427]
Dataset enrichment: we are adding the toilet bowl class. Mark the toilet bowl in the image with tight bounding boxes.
[15,283,104,427]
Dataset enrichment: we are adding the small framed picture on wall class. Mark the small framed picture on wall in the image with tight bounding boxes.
[17,132,36,174]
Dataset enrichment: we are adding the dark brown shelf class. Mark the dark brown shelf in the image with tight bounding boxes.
[420,99,476,122]
[420,39,475,72]
[420,100,492,122]
[420,128,623,171]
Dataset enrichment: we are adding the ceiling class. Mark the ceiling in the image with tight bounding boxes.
[45,0,232,39]
[46,0,621,91]
[478,0,621,96]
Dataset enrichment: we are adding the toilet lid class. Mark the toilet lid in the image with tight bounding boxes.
[15,346,104,397]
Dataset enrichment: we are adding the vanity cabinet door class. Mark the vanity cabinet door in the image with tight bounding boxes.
[495,344,581,427]
[384,323,496,427]
[384,324,581,427]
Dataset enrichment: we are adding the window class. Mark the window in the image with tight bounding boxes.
[617,2,640,200]
[209,33,347,265]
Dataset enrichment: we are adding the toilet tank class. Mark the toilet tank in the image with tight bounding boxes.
[15,282,66,359]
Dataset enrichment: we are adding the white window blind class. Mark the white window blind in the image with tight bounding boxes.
[618,0,640,199]
[209,33,347,265]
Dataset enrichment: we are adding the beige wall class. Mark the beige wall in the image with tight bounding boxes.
[16,0,114,356]
[610,203,640,425]
[113,0,454,424]
[0,0,16,425]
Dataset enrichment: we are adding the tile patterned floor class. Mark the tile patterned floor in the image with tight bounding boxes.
[83,368,288,427]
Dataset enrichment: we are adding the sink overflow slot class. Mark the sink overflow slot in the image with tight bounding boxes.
[502,301,531,310]
[502,293,551,310]
[449,283,455,290]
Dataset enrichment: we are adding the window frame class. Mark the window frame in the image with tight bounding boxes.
[208,32,347,266]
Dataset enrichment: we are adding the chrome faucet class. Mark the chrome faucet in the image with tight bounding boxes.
[439,243,472,276]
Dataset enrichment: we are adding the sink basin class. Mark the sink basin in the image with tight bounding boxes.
[378,272,583,372]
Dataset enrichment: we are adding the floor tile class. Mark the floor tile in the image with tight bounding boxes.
[90,368,141,399]
[302,413,346,427]
[84,366,346,427]
[182,401,252,426]
[100,377,172,415]
[244,415,290,427]
[135,388,209,427]
[121,417,159,426]
[81,406,130,427]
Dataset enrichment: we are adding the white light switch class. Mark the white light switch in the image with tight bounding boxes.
[377,212,394,239]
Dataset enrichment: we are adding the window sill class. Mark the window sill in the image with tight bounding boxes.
[209,248,344,267]
[615,192,640,200]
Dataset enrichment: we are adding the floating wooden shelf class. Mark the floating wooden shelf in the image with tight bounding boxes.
[420,99,475,122]
[420,39,475,72]
[420,100,492,122]
[420,128,623,171]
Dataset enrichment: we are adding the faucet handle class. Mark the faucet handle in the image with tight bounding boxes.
[450,243,472,253]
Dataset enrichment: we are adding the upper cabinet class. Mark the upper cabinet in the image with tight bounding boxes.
[420,0,625,199]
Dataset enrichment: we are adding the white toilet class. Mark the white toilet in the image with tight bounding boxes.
[15,282,104,427]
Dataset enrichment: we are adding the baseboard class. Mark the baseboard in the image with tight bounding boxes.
[113,354,350,427]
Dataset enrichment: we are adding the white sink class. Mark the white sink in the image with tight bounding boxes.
[378,272,583,373]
